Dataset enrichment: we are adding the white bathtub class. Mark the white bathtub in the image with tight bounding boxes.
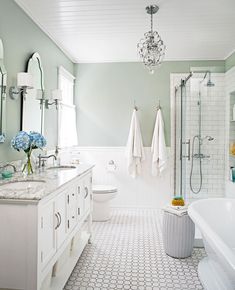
[188,198,235,290]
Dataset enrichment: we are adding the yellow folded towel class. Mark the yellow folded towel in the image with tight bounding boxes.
[171,196,185,206]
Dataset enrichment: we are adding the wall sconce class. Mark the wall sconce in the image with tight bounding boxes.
[36,89,45,109]
[45,89,62,110]
[9,72,33,100]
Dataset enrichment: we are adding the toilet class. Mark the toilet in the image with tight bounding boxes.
[92,185,118,221]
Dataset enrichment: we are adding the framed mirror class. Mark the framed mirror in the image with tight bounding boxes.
[0,39,7,143]
[21,52,44,134]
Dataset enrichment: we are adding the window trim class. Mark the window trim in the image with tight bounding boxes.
[57,66,77,148]
[58,66,75,82]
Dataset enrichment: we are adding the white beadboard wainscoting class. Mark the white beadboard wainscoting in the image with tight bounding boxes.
[59,147,173,209]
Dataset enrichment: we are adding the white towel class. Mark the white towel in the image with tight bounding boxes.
[126,109,145,178]
[163,205,188,216]
[151,109,167,176]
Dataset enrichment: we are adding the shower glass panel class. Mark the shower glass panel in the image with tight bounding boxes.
[175,72,225,200]
[174,80,189,198]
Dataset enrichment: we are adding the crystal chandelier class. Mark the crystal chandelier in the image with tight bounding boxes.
[137,5,166,74]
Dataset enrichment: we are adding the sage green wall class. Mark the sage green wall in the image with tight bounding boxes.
[225,51,235,71]
[0,0,74,162]
[0,0,232,160]
[75,61,225,147]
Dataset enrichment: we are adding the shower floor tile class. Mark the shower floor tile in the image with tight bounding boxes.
[64,208,206,290]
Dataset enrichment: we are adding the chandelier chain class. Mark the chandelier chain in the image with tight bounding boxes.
[151,9,153,32]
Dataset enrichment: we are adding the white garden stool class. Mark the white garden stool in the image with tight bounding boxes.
[162,208,195,258]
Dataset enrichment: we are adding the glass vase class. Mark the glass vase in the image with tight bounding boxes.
[22,152,34,175]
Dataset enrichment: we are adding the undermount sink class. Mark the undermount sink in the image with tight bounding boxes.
[47,165,76,170]
[0,180,46,192]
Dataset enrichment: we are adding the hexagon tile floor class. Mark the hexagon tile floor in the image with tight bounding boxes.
[64,208,206,290]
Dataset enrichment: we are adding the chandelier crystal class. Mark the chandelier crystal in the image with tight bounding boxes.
[137,5,166,74]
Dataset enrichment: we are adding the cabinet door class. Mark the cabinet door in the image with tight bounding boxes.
[66,185,77,232]
[77,180,83,220]
[55,192,67,249]
[39,200,56,269]
[83,173,92,214]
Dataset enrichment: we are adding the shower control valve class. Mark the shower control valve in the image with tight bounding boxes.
[181,139,191,161]
[193,153,210,159]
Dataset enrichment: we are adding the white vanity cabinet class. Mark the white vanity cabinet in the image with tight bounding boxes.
[0,167,93,290]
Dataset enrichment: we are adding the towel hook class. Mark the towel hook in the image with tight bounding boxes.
[134,100,138,111]
[157,100,161,110]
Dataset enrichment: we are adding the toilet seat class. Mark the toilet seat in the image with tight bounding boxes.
[93,185,117,194]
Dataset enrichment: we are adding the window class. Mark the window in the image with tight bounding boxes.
[58,66,78,148]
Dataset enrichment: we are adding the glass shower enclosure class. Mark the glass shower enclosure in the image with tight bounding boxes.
[174,71,225,200]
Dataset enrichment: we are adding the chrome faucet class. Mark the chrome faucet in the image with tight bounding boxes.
[0,163,17,172]
[38,154,57,168]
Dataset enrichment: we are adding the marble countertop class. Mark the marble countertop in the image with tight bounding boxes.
[0,163,94,202]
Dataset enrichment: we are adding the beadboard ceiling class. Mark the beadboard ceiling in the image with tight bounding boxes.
[15,0,235,63]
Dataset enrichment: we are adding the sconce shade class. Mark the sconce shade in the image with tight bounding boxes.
[52,89,62,101]
[17,72,33,88]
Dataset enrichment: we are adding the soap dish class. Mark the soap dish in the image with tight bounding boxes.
[1,171,13,179]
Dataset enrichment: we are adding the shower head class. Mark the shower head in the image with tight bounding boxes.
[206,72,215,87]
[206,79,215,87]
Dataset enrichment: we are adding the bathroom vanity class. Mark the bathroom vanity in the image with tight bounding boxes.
[0,164,93,290]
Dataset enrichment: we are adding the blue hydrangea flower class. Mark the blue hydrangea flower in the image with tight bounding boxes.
[0,134,5,143]
[11,131,30,151]
[29,131,47,149]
